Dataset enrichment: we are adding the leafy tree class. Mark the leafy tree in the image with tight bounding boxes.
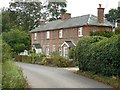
[2,8,18,32]
[8,1,43,32]
[3,29,31,54]
[105,7,120,23]
[47,2,67,21]
[2,1,67,32]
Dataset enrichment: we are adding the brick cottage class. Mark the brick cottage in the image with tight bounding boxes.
[30,4,114,58]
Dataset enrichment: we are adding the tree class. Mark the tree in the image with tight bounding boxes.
[8,1,43,32]
[2,1,67,32]
[3,29,31,54]
[2,8,18,32]
[47,2,67,21]
[105,7,120,23]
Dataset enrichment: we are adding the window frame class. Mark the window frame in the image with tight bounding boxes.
[46,47,50,56]
[59,30,63,38]
[52,45,56,52]
[34,33,37,40]
[46,31,50,39]
[78,27,83,37]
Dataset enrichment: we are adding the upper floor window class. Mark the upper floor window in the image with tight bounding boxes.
[59,30,63,38]
[46,31,50,39]
[78,27,83,37]
[34,33,37,40]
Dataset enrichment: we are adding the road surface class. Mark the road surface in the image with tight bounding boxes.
[16,62,114,88]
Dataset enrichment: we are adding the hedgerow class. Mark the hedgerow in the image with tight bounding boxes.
[76,35,120,77]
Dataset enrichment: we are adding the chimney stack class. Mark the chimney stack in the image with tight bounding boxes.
[97,4,104,23]
[62,13,71,20]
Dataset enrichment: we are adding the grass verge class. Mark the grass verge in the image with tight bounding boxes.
[2,60,27,89]
[75,70,120,90]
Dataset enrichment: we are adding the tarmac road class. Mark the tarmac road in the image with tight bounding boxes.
[16,62,114,89]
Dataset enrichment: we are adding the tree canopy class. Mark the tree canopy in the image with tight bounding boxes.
[105,7,120,23]
[2,29,31,54]
[2,1,67,32]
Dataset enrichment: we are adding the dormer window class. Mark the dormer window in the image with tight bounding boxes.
[59,30,63,38]
[78,27,83,37]
[34,33,37,40]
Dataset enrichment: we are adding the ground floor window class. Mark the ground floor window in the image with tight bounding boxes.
[63,47,68,58]
[59,47,62,56]
[46,47,50,56]
[52,45,56,52]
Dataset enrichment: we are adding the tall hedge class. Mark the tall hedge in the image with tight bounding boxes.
[76,35,120,77]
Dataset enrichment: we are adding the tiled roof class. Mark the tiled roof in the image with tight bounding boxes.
[30,14,114,33]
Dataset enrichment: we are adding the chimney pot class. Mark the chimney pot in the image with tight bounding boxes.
[99,4,101,8]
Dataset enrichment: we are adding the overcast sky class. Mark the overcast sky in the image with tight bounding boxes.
[0,0,120,17]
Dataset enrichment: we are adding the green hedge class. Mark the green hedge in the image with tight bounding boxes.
[76,35,120,77]
[90,31,114,38]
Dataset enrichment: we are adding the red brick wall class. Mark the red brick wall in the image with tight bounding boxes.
[83,26,112,36]
[31,25,112,55]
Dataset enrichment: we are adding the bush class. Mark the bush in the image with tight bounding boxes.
[75,36,107,71]
[2,41,12,63]
[40,52,76,67]
[68,48,75,59]
[90,30,114,38]
[76,35,120,77]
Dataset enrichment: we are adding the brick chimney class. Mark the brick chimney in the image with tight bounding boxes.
[97,4,104,23]
[62,13,71,20]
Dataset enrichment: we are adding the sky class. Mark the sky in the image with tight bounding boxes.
[0,0,120,17]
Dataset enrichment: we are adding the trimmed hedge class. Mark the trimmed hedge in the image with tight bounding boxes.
[90,31,114,38]
[76,35,120,77]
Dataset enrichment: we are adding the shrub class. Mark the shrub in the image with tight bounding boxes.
[90,30,114,38]
[75,36,107,71]
[76,35,120,77]
[2,41,12,63]
[68,48,75,59]
[52,55,69,67]
[41,57,53,65]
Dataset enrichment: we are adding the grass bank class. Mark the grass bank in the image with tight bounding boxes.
[2,60,27,89]
[76,71,120,90]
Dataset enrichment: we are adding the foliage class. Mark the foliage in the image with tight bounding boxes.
[2,1,67,32]
[76,35,120,77]
[2,8,18,32]
[2,41,12,63]
[105,7,120,23]
[8,2,43,32]
[47,2,67,21]
[75,36,105,62]
[2,60,26,88]
[115,27,120,35]
[90,30,114,38]
[68,48,75,59]
[2,29,31,54]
